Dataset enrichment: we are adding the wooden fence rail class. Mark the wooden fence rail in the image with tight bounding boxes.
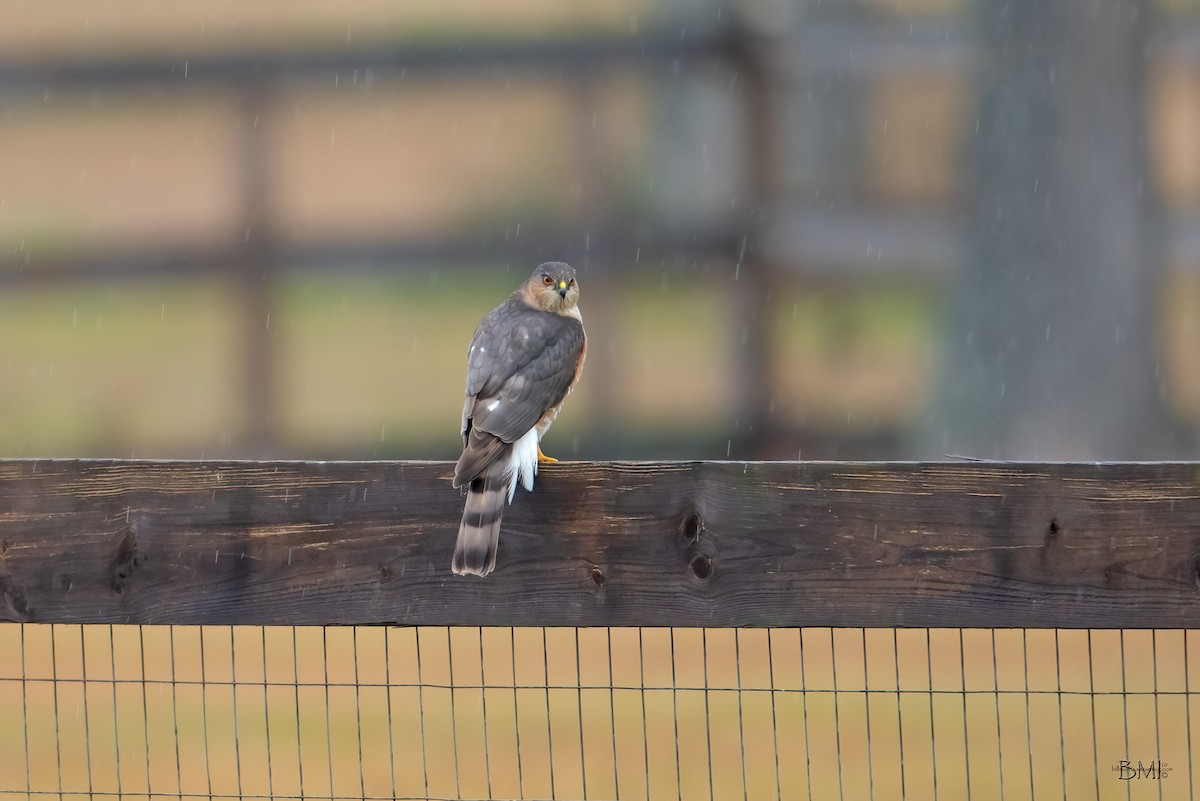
[1,459,1199,629]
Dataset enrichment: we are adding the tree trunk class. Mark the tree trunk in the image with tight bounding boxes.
[932,0,1183,459]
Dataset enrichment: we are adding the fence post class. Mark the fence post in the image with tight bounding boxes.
[236,83,278,454]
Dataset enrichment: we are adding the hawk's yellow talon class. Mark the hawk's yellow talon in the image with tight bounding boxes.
[537,446,558,464]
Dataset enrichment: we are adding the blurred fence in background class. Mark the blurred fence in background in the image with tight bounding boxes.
[3,0,1200,462]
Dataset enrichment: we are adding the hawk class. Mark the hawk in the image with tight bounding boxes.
[452,262,586,576]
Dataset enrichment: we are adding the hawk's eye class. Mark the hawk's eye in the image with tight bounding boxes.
[543,275,553,286]
[568,278,575,287]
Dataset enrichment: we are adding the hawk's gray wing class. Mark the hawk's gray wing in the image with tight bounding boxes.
[461,296,585,446]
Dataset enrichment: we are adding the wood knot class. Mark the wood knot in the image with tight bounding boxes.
[0,575,29,622]
[109,531,143,594]
[590,566,606,587]
[689,554,713,582]
[1047,518,1060,539]
[680,511,704,543]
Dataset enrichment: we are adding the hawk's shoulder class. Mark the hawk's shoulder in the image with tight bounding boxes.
[468,297,582,383]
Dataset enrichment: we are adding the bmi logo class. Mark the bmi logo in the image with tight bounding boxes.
[1112,760,1173,781]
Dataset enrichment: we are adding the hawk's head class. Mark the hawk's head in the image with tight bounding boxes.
[522,262,580,316]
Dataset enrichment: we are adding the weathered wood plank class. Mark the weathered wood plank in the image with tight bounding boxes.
[1,460,1199,628]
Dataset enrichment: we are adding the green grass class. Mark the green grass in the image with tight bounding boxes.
[0,280,242,457]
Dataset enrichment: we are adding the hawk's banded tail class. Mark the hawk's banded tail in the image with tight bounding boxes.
[452,427,539,577]
[453,460,507,576]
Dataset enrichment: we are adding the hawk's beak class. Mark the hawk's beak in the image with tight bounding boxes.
[557,281,568,298]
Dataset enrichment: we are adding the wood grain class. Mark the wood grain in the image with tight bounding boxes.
[1,459,1199,628]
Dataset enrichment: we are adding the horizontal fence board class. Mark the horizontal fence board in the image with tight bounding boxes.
[0,31,737,91]
[1,459,1199,628]
[0,227,744,288]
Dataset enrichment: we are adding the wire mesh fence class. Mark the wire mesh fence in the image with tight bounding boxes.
[0,624,1194,801]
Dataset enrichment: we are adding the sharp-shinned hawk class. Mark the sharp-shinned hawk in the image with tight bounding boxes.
[451,262,586,576]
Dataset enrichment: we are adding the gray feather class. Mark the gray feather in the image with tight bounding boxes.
[462,296,585,446]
